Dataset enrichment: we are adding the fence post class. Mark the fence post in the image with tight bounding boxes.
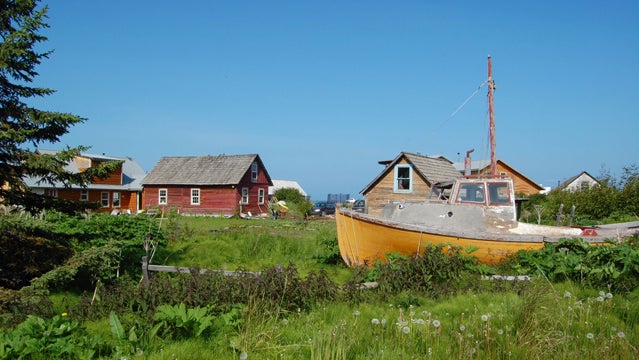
[142,256,150,287]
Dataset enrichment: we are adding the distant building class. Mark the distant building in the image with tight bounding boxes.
[269,180,307,199]
[327,194,350,204]
[556,171,599,192]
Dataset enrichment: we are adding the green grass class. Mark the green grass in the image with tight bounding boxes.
[5,216,639,359]
[155,216,351,282]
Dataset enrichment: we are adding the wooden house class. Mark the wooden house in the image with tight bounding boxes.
[23,149,146,214]
[556,171,599,192]
[141,154,273,216]
[361,152,461,216]
[453,159,544,196]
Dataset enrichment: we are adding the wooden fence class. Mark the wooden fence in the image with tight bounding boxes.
[141,256,260,287]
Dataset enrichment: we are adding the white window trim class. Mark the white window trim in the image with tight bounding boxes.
[191,188,200,205]
[251,162,258,182]
[258,188,265,204]
[159,189,167,205]
[101,191,109,207]
[241,187,249,204]
[112,192,121,208]
[80,189,88,201]
[394,164,413,193]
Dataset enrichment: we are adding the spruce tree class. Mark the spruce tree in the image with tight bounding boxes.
[0,0,119,213]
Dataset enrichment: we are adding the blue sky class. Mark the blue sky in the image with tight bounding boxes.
[34,0,638,200]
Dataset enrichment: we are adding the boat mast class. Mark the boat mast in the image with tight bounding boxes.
[487,55,497,178]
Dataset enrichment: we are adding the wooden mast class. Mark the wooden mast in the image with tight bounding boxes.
[487,55,497,178]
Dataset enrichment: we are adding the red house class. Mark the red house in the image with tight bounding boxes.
[141,154,273,216]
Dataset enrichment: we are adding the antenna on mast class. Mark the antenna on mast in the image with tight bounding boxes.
[487,55,497,178]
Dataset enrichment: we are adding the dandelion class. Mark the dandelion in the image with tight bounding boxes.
[381,318,387,325]
[353,310,361,317]
[409,311,416,317]
[61,312,68,317]
[432,320,441,328]
[481,314,489,322]
[606,292,613,299]
[402,326,411,334]
[617,331,625,338]
[459,325,466,331]
[415,319,425,325]
[281,319,289,326]
[596,296,604,302]
[586,333,594,340]
[497,329,504,335]
[371,318,380,325]
[564,291,572,298]
[239,351,248,360]
[599,290,606,297]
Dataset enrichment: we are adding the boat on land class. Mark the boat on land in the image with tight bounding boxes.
[336,57,639,266]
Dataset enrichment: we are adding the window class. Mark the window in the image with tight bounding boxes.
[101,192,109,207]
[456,183,485,204]
[191,188,200,205]
[258,188,265,204]
[159,189,167,205]
[251,162,258,182]
[112,192,121,207]
[487,183,510,205]
[394,165,412,192]
[48,189,58,198]
[241,187,249,204]
[80,189,88,201]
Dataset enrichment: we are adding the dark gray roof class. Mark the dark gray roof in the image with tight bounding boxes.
[142,154,267,186]
[361,152,461,194]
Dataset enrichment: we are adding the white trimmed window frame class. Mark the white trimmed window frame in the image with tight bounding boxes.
[191,188,200,205]
[241,187,249,204]
[80,189,88,201]
[158,189,167,205]
[251,162,258,182]
[258,188,265,204]
[101,192,109,207]
[112,192,121,208]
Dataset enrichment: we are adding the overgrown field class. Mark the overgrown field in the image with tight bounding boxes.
[1,213,638,359]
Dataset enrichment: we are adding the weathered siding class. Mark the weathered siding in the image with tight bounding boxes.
[143,185,239,215]
[366,159,431,216]
[55,189,138,213]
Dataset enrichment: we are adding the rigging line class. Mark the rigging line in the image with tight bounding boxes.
[435,80,487,129]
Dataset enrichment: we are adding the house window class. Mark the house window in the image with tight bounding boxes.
[258,188,265,204]
[112,192,121,207]
[101,192,109,207]
[80,189,88,201]
[48,189,58,197]
[191,188,200,205]
[241,187,249,204]
[251,162,258,182]
[394,165,412,192]
[158,189,167,205]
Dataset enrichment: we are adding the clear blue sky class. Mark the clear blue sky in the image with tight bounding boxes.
[34,0,638,201]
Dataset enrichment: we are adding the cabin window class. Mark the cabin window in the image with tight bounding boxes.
[394,165,412,193]
[80,189,88,201]
[101,192,109,207]
[251,162,258,182]
[456,183,485,204]
[48,189,58,198]
[113,192,121,207]
[241,187,249,204]
[487,183,510,205]
[258,188,265,204]
[158,189,167,205]
[191,188,200,205]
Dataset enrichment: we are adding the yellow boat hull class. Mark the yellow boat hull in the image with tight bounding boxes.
[337,210,554,266]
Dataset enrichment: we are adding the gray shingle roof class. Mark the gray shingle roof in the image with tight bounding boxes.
[361,152,460,194]
[142,154,264,186]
